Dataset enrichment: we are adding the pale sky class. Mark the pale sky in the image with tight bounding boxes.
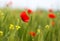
[0,0,60,10]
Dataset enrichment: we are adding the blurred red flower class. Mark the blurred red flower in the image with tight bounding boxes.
[51,21,55,26]
[29,32,36,37]
[20,11,29,22]
[27,9,32,14]
[48,13,56,19]
[49,9,53,12]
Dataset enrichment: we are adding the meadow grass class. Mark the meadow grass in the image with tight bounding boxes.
[0,8,60,41]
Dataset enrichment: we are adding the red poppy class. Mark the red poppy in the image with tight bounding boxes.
[20,11,29,22]
[48,13,56,19]
[51,21,55,26]
[49,9,53,12]
[27,9,32,14]
[29,32,36,37]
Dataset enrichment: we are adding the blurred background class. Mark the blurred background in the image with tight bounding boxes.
[0,0,60,41]
[0,0,60,10]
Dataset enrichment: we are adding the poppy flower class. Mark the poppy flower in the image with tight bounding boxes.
[29,32,36,37]
[51,21,55,26]
[20,11,29,22]
[49,9,53,12]
[27,9,32,14]
[48,13,56,19]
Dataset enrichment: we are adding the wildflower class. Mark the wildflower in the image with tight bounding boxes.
[49,9,53,12]
[27,9,32,14]
[0,31,3,36]
[20,11,29,22]
[48,13,56,19]
[29,31,36,37]
[37,29,41,34]
[15,25,21,30]
[45,25,50,29]
[9,24,14,30]
[51,21,55,26]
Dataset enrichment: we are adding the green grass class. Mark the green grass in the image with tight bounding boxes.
[0,8,60,41]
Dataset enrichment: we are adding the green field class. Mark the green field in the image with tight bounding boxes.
[0,8,60,41]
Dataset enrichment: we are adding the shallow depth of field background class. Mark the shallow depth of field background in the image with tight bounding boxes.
[0,0,60,41]
[0,0,60,10]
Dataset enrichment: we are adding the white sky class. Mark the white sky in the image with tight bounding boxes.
[0,0,60,10]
